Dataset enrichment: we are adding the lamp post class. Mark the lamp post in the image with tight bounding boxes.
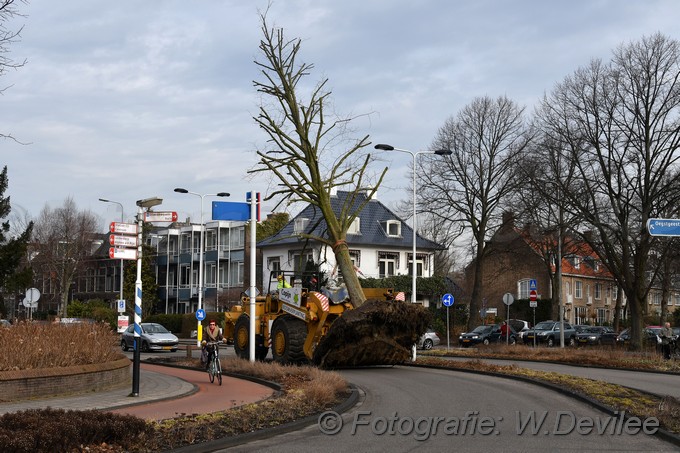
[174,188,230,346]
[374,144,452,303]
[99,198,125,304]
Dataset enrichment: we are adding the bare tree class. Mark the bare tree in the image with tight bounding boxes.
[537,33,680,349]
[249,12,387,307]
[421,96,531,329]
[1,0,27,142]
[31,198,99,317]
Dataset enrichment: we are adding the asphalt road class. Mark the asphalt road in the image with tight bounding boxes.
[222,366,673,452]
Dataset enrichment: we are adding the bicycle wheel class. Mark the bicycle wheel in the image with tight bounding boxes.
[217,361,222,386]
[208,359,215,383]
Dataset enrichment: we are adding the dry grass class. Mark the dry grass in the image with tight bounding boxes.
[0,321,122,371]
[426,343,680,372]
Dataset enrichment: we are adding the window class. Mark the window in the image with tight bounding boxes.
[290,251,314,273]
[594,283,602,300]
[294,218,310,234]
[205,229,217,251]
[267,257,281,273]
[384,220,401,237]
[179,264,190,288]
[612,286,618,301]
[574,281,583,299]
[407,253,427,277]
[652,292,661,305]
[205,262,216,288]
[349,250,361,267]
[576,306,587,324]
[518,279,531,299]
[675,293,680,306]
[378,251,399,277]
[572,256,581,269]
[348,218,361,235]
[596,308,608,325]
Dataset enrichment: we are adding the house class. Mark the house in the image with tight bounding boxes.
[258,190,445,305]
[464,212,632,325]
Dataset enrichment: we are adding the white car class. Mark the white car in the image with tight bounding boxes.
[417,328,441,350]
[120,323,179,352]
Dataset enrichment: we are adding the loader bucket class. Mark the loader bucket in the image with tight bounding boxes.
[312,298,431,368]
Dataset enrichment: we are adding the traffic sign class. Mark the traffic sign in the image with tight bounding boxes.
[442,293,454,307]
[109,221,137,235]
[529,279,537,291]
[109,234,138,247]
[502,293,514,306]
[529,290,538,308]
[117,299,126,312]
[26,288,41,303]
[196,309,206,321]
[647,218,680,237]
[144,211,178,223]
[109,247,138,260]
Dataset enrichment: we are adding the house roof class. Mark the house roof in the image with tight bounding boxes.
[258,190,445,251]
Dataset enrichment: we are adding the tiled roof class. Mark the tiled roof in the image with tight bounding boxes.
[258,191,444,250]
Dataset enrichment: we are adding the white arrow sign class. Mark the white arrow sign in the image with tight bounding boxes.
[109,234,138,247]
[144,211,178,223]
[109,247,138,260]
[109,222,138,235]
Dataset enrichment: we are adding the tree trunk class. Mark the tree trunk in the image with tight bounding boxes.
[333,241,366,308]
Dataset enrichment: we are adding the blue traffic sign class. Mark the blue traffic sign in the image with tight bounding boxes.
[529,279,537,291]
[442,293,454,307]
[647,218,680,237]
[196,309,206,321]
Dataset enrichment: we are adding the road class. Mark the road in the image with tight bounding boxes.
[222,366,674,452]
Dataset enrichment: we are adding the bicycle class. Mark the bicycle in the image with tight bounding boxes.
[205,341,222,385]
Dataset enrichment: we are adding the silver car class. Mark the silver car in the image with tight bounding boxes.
[417,328,441,350]
[120,323,179,352]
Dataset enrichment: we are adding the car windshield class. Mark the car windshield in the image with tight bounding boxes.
[534,322,554,331]
[646,327,662,335]
[471,326,493,334]
[143,324,169,334]
[582,327,601,333]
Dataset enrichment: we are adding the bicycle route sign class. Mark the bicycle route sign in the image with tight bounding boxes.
[196,309,206,321]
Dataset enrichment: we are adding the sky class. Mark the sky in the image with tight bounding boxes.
[3,0,680,232]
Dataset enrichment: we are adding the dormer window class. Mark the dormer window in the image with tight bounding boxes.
[294,217,310,234]
[348,218,361,235]
[385,220,401,237]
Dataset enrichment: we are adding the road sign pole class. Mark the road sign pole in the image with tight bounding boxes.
[446,306,450,351]
[533,307,536,348]
[132,204,143,397]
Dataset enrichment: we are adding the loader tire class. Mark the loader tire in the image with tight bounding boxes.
[233,314,269,361]
[271,315,308,364]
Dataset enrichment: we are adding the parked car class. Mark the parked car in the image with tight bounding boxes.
[616,326,663,348]
[572,324,591,334]
[523,320,576,347]
[417,328,441,350]
[121,323,179,352]
[508,319,531,339]
[0,319,10,328]
[575,326,618,346]
[459,324,516,347]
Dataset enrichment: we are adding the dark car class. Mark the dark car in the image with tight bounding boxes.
[575,326,618,346]
[616,326,663,348]
[459,324,516,347]
[121,322,179,352]
[523,320,576,347]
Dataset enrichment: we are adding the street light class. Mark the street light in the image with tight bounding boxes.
[374,144,452,303]
[174,188,230,346]
[99,198,125,304]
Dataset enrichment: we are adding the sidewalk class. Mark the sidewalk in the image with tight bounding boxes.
[0,362,276,420]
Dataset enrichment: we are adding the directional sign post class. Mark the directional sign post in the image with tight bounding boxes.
[502,293,514,344]
[109,221,138,235]
[529,290,538,348]
[647,218,680,237]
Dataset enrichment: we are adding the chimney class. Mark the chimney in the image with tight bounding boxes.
[502,211,515,228]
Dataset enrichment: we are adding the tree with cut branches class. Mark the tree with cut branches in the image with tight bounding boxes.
[421,96,531,330]
[249,13,387,307]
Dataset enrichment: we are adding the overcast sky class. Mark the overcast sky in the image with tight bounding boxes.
[4,0,680,231]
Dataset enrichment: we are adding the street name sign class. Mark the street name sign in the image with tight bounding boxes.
[144,211,178,223]
[647,218,680,237]
[109,222,137,235]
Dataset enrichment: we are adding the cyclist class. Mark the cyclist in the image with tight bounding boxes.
[201,320,224,369]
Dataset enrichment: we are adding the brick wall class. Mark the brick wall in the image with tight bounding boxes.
[0,358,131,402]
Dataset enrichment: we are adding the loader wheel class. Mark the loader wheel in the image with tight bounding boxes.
[233,314,269,361]
[233,315,250,359]
[271,315,307,364]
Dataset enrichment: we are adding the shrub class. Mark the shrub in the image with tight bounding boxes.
[0,408,151,452]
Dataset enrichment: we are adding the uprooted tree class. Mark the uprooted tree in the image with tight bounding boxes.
[248,13,429,366]
[249,13,387,308]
